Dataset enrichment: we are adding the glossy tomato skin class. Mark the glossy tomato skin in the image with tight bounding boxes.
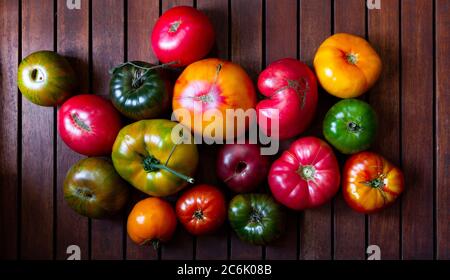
[109,61,171,120]
[314,33,382,98]
[343,151,404,213]
[18,50,77,106]
[269,136,340,210]
[257,58,318,140]
[228,194,285,245]
[112,119,198,197]
[323,99,377,154]
[58,94,122,156]
[176,184,226,235]
[173,58,257,140]
[216,143,270,193]
[151,6,214,67]
[64,157,129,219]
[127,197,177,246]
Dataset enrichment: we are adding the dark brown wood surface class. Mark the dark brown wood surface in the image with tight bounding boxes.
[0,0,448,260]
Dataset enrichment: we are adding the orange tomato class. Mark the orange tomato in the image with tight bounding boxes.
[127,197,177,247]
[172,58,257,140]
[342,151,404,213]
[313,33,382,98]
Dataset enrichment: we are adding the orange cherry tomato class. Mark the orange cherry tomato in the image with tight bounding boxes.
[127,197,177,247]
[342,151,404,214]
[313,33,382,98]
[172,58,257,140]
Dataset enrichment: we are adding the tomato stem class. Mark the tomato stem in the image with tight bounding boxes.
[109,60,178,75]
[143,156,194,184]
[347,121,362,133]
[346,53,359,64]
[297,165,315,181]
[193,209,204,220]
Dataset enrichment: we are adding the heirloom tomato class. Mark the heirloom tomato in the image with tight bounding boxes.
[343,151,404,213]
[268,136,340,210]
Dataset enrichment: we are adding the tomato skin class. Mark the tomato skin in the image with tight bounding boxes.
[151,6,215,67]
[342,151,404,214]
[268,136,340,210]
[172,58,257,140]
[58,94,123,156]
[176,184,226,235]
[18,50,77,106]
[257,58,318,140]
[127,197,177,246]
[313,33,382,98]
[323,99,377,154]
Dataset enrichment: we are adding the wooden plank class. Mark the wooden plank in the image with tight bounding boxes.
[436,0,450,260]
[195,0,229,260]
[401,0,434,260]
[91,0,124,260]
[20,0,55,260]
[298,0,333,260]
[264,0,298,260]
[125,0,160,260]
[333,0,366,260]
[160,0,194,260]
[367,0,401,260]
[0,0,19,260]
[230,0,263,260]
[55,0,89,260]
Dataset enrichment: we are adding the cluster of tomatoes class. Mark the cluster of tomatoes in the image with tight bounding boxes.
[17,6,404,247]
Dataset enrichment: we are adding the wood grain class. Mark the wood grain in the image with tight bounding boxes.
[91,0,125,260]
[401,0,434,260]
[298,0,333,260]
[264,0,298,260]
[436,0,450,260]
[333,0,366,260]
[21,0,55,260]
[0,0,19,260]
[230,0,263,260]
[55,0,89,260]
[367,0,401,260]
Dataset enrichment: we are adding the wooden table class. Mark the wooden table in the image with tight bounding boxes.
[0,0,448,260]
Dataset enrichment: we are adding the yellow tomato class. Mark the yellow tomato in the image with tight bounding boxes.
[313,33,382,98]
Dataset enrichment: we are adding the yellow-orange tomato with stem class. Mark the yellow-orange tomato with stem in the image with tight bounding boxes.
[313,33,382,98]
[127,197,177,248]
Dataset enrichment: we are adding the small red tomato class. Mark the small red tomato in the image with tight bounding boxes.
[58,94,122,156]
[342,151,404,213]
[176,184,226,235]
[151,6,215,67]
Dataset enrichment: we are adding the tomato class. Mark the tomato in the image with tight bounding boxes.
[111,119,198,197]
[323,99,377,154]
[343,151,404,213]
[127,197,177,247]
[228,194,285,245]
[257,58,318,140]
[58,94,123,156]
[109,61,171,120]
[151,6,215,67]
[176,184,226,235]
[172,58,257,140]
[18,50,77,106]
[313,33,382,98]
[268,136,340,210]
[63,157,129,219]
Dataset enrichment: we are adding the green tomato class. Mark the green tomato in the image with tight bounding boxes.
[228,194,285,245]
[63,157,130,219]
[18,50,77,106]
[323,99,377,154]
[109,61,171,120]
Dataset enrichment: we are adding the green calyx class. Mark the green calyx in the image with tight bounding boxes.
[366,177,384,189]
[142,155,194,184]
[249,208,263,224]
[347,121,362,133]
[169,20,182,33]
[297,165,316,181]
[71,113,91,132]
[193,209,204,220]
[346,53,359,64]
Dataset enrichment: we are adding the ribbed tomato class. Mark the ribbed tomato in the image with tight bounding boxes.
[268,136,340,210]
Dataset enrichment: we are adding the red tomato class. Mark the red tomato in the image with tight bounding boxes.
[257,58,318,140]
[268,136,340,210]
[342,151,404,213]
[58,94,122,156]
[176,184,226,235]
[151,6,215,67]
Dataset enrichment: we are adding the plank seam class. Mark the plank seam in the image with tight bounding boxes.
[52,0,58,261]
[17,0,23,261]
